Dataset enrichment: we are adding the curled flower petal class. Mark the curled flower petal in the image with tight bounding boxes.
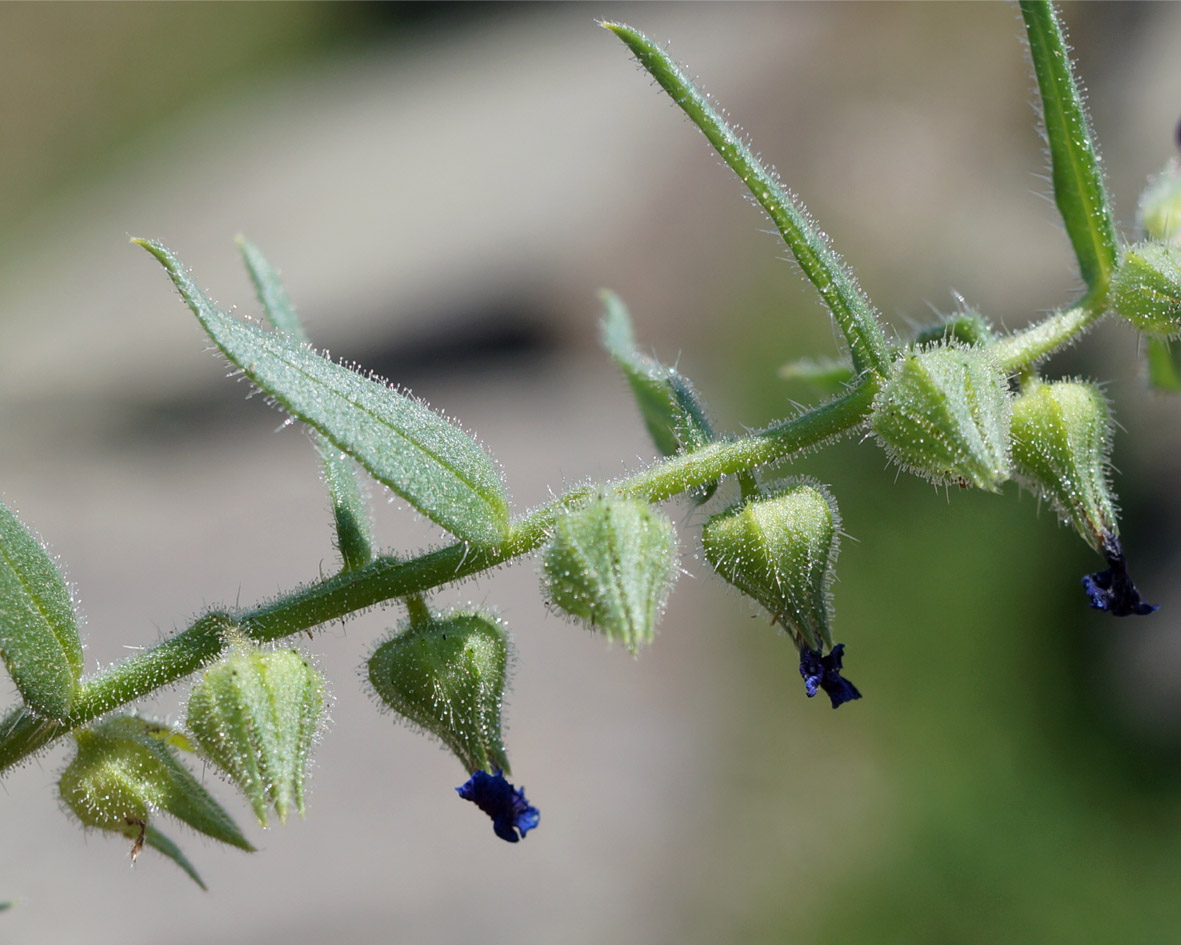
[1082,537,1157,617]
[456,769,540,843]
[799,643,862,709]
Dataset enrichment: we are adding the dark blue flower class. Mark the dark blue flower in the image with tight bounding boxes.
[1083,536,1157,617]
[456,769,540,843]
[799,643,862,709]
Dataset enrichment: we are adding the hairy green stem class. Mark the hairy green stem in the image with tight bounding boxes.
[603,22,891,377]
[0,378,876,773]
[990,295,1106,373]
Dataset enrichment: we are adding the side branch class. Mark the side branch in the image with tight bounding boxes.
[0,378,877,773]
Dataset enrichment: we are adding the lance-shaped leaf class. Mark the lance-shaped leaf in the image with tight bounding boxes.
[1021,0,1118,295]
[600,290,715,457]
[0,499,83,720]
[136,239,509,547]
[600,291,717,502]
[237,237,373,569]
[779,355,855,396]
[604,22,891,376]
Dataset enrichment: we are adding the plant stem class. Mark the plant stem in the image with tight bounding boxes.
[0,378,876,773]
[990,294,1106,373]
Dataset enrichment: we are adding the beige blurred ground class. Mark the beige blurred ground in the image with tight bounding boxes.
[2,4,1181,944]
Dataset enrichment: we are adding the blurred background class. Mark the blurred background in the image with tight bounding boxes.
[2,3,1181,943]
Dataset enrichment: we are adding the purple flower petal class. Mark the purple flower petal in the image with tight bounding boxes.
[1083,536,1157,617]
[456,769,540,842]
[799,643,862,709]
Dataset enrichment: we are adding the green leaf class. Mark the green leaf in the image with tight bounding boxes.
[143,824,207,890]
[778,356,855,395]
[0,499,82,719]
[236,236,307,342]
[237,237,373,569]
[1021,0,1118,295]
[600,290,717,502]
[315,438,374,570]
[1145,336,1181,393]
[136,238,510,547]
[603,22,891,376]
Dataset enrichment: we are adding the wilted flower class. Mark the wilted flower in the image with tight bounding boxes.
[456,769,540,843]
[798,644,862,709]
[1081,537,1157,617]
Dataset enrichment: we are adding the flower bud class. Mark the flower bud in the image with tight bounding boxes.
[702,480,838,652]
[542,496,678,653]
[185,645,326,827]
[1010,380,1115,553]
[1138,158,1181,246]
[870,344,1011,492]
[913,300,994,348]
[1011,380,1156,617]
[702,481,860,708]
[368,608,511,776]
[1111,242,1181,338]
[59,715,253,887]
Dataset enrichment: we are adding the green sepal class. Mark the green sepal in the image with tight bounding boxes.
[702,479,839,652]
[1111,242,1181,338]
[237,237,373,570]
[870,343,1011,492]
[0,499,83,720]
[142,825,207,890]
[186,643,326,827]
[368,609,511,775]
[778,356,855,396]
[135,238,510,548]
[912,303,994,348]
[1138,159,1181,246]
[600,290,717,502]
[1145,336,1181,393]
[542,495,678,653]
[1010,379,1117,553]
[59,715,254,887]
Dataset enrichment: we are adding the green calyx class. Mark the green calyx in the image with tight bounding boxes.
[913,303,994,349]
[185,644,326,827]
[702,480,839,652]
[1139,160,1181,246]
[1010,379,1117,552]
[1112,242,1181,338]
[59,715,253,888]
[542,496,678,653]
[870,343,1012,492]
[368,608,511,775]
